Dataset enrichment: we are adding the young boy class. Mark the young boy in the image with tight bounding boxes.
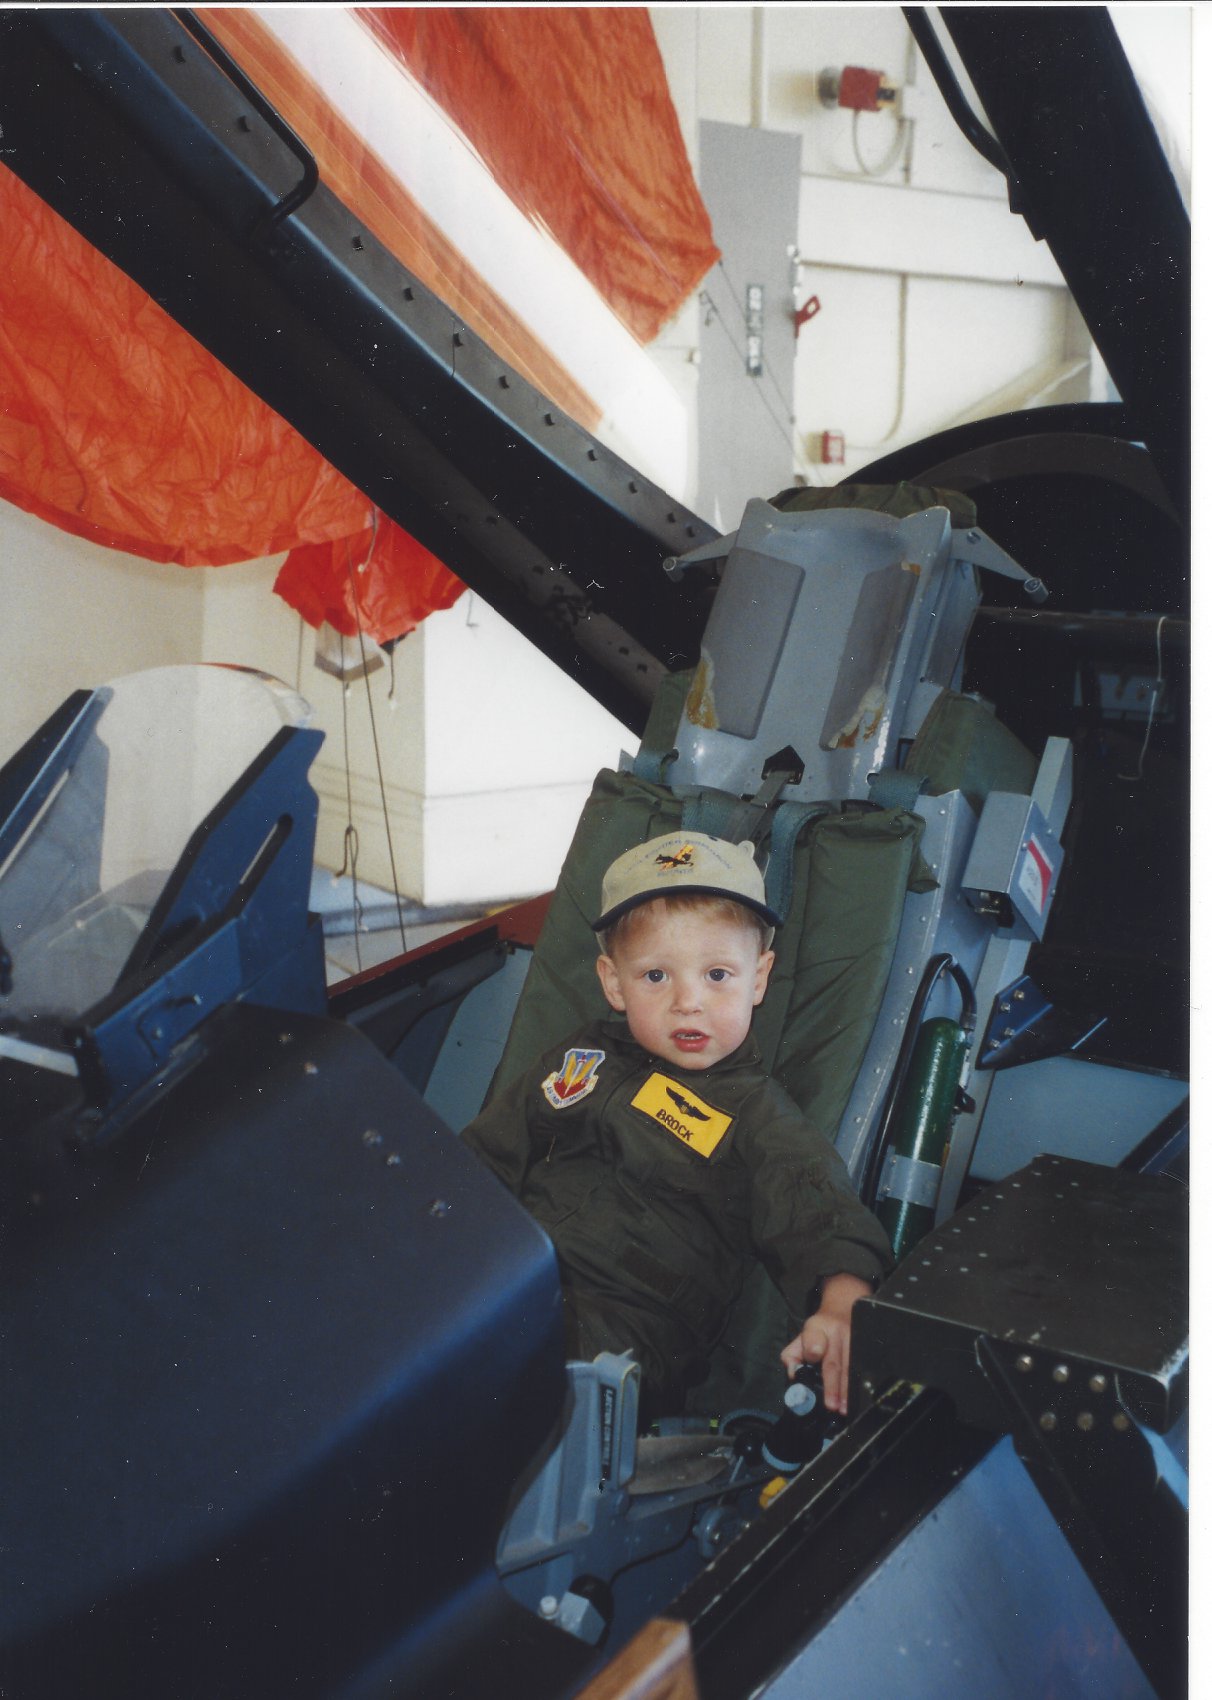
[463,830,892,1419]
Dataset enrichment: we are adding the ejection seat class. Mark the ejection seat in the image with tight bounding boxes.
[481,484,1073,1419]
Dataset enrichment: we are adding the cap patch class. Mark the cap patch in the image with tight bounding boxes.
[631,1072,732,1158]
[592,828,779,932]
[542,1047,606,1110]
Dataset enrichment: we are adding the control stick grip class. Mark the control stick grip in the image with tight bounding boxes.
[760,1364,839,1474]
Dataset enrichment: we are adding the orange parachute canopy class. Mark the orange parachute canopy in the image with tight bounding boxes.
[353,7,720,344]
[0,164,459,642]
[0,8,716,642]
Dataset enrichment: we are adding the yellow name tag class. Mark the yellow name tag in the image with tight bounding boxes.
[631,1073,733,1159]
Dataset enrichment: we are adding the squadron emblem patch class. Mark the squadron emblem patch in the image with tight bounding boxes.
[542,1047,606,1109]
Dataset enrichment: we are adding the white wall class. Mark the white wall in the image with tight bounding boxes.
[0,502,634,910]
[193,551,428,897]
[0,498,207,751]
[192,555,633,905]
[649,4,1099,496]
[420,594,634,905]
[795,268,1074,460]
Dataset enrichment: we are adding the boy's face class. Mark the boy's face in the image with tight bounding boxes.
[595,901,774,1071]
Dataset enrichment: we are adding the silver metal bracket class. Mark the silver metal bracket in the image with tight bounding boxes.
[877,1149,943,1208]
[952,526,1048,603]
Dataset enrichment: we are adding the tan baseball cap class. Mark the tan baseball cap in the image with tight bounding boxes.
[592,830,780,931]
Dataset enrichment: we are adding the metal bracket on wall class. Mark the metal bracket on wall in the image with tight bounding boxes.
[977,974,1105,1070]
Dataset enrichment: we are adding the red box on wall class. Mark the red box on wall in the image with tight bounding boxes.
[838,66,885,112]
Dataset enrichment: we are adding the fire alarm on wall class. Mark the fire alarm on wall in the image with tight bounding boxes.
[817,66,898,113]
[820,431,846,465]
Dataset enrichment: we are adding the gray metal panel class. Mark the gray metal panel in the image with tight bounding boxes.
[961,792,1063,941]
[699,550,802,737]
[820,562,919,751]
[854,738,1075,1208]
[935,930,1032,1220]
[498,1355,643,1583]
[670,501,968,802]
[497,1355,736,1659]
[697,121,801,530]
[762,1436,1152,1700]
[973,1056,1189,1179]
[1034,734,1074,830]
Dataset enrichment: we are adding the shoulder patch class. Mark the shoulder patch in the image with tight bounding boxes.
[631,1072,733,1158]
[541,1047,607,1109]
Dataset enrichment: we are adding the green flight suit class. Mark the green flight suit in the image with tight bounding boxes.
[463,1017,892,1414]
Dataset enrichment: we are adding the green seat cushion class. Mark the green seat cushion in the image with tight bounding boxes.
[906,690,1037,809]
[490,766,684,1101]
[771,480,978,529]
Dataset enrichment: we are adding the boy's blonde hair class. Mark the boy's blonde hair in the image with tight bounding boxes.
[599,892,775,958]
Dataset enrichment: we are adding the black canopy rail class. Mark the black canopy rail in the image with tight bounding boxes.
[0,8,721,733]
[920,7,1190,526]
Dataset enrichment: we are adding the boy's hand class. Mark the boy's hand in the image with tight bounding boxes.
[780,1272,873,1415]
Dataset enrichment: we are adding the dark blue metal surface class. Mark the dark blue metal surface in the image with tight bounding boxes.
[0,684,587,1695]
[0,1003,569,1699]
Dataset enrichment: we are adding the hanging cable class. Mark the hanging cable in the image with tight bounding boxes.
[851,107,909,178]
[335,632,363,973]
[344,527,409,957]
[847,272,909,455]
[1118,615,1168,782]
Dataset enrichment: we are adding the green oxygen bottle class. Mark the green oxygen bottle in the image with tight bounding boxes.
[874,1016,969,1260]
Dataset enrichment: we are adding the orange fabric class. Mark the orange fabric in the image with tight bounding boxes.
[275,523,465,639]
[1,9,714,640]
[199,7,601,429]
[353,7,720,343]
[0,163,460,641]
